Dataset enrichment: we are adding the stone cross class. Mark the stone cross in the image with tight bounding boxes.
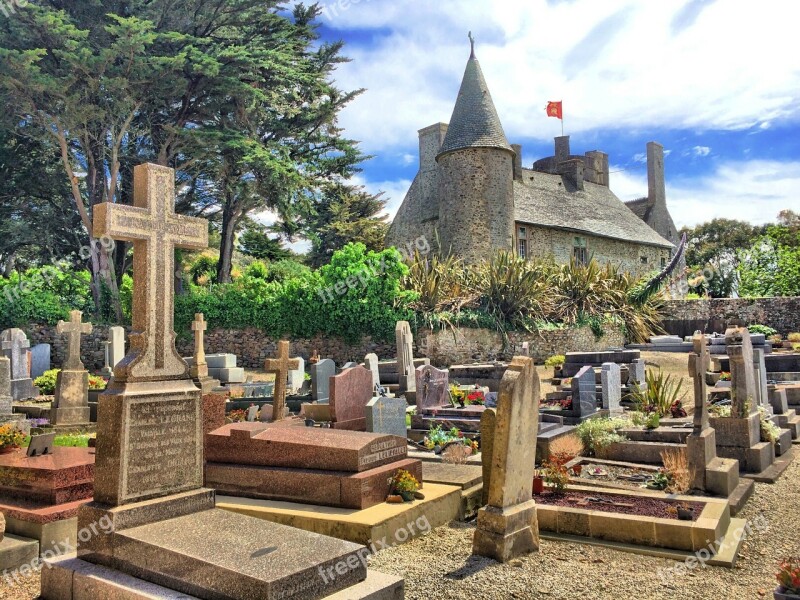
[57,310,93,370]
[688,333,710,431]
[265,341,300,422]
[101,341,113,377]
[1,328,30,380]
[94,163,208,382]
[725,327,758,418]
[191,313,208,368]
[395,321,415,393]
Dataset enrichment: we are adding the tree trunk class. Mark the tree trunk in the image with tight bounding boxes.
[1,253,14,278]
[90,240,122,323]
[217,200,239,284]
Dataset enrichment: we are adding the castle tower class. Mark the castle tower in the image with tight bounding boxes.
[435,36,515,263]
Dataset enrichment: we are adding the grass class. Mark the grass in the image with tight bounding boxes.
[21,433,93,448]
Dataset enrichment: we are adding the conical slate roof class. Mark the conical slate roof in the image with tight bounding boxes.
[437,50,512,159]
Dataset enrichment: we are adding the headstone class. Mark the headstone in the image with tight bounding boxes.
[264,341,300,422]
[473,356,540,562]
[30,344,51,379]
[753,348,770,412]
[26,432,56,457]
[365,396,407,438]
[45,163,373,600]
[629,358,646,384]
[329,365,374,430]
[342,361,358,370]
[600,362,622,414]
[51,310,92,426]
[0,328,37,400]
[189,313,220,393]
[726,327,758,418]
[100,341,114,377]
[480,408,496,506]
[108,326,126,368]
[364,353,381,389]
[246,405,259,422]
[0,357,13,417]
[395,321,415,394]
[571,366,597,416]
[287,356,305,393]
[687,333,713,490]
[415,364,450,411]
[311,358,335,404]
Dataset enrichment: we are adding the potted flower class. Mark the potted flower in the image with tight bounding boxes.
[776,558,800,599]
[390,469,421,502]
[532,469,544,495]
[0,424,26,454]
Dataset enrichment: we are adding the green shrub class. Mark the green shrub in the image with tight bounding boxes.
[748,324,778,337]
[630,370,684,417]
[0,266,92,329]
[788,333,800,343]
[33,369,59,394]
[544,355,566,368]
[574,418,628,456]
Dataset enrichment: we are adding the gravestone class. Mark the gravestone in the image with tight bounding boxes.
[395,321,415,394]
[189,313,220,393]
[108,326,125,369]
[571,366,597,417]
[30,344,51,379]
[415,364,450,411]
[364,353,381,389]
[600,362,622,414]
[480,408,496,506]
[753,348,770,412]
[287,356,305,393]
[329,365,375,430]
[0,357,14,418]
[264,341,300,422]
[100,341,114,377]
[51,310,92,427]
[246,405,259,422]
[43,163,376,600]
[473,356,540,562]
[726,328,758,418]
[629,358,646,384]
[0,329,37,400]
[365,396,407,438]
[311,358,335,404]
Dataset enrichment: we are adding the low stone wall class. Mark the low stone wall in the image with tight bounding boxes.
[660,297,800,337]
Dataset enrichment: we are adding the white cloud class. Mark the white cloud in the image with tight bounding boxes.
[692,145,711,157]
[326,0,800,154]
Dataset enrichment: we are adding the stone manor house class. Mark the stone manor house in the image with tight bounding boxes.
[386,47,680,276]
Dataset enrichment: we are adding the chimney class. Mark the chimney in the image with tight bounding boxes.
[418,123,449,173]
[511,144,523,181]
[558,158,584,191]
[555,136,570,164]
[647,141,666,206]
[584,151,609,187]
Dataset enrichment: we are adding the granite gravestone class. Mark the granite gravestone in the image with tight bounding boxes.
[0,329,37,400]
[44,163,372,600]
[364,353,381,390]
[571,366,597,417]
[473,357,540,562]
[480,408,496,506]
[51,311,92,426]
[601,362,622,414]
[311,358,335,404]
[629,358,646,384]
[365,396,407,438]
[395,321,415,394]
[329,365,375,430]
[415,364,450,411]
[264,341,300,422]
[30,344,51,380]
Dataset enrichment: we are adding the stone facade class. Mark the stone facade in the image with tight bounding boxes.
[660,297,800,337]
[25,323,623,371]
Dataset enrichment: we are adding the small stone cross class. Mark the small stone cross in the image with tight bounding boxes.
[57,310,93,371]
[688,333,710,431]
[265,341,300,421]
[191,313,207,366]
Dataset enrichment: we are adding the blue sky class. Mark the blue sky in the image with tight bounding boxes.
[278,0,800,245]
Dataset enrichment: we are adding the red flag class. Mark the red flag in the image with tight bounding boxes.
[546,101,563,119]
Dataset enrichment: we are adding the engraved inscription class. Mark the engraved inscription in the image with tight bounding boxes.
[358,446,406,467]
[123,398,200,499]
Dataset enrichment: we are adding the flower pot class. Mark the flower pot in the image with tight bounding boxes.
[677,507,694,521]
[532,477,544,495]
[571,464,582,476]
[774,587,800,600]
[399,491,416,502]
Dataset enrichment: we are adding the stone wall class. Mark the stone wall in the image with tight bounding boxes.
[660,297,800,337]
[20,322,624,372]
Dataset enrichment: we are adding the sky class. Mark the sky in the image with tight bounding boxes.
[288,0,800,243]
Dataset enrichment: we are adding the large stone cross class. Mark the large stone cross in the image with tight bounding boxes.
[265,340,300,421]
[688,332,710,431]
[57,310,93,370]
[94,164,208,382]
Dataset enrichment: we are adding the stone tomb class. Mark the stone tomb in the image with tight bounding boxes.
[541,366,598,425]
[411,364,488,431]
[42,164,395,600]
[51,310,92,427]
[1,329,38,401]
[205,423,420,509]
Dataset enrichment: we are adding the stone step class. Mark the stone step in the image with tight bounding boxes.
[773,413,800,439]
[718,441,775,474]
[775,428,793,456]
[0,533,39,572]
[705,457,739,497]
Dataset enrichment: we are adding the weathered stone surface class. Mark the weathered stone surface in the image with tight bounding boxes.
[109,326,126,369]
[1,329,37,400]
[365,396,407,438]
[329,365,374,430]
[473,356,540,562]
[264,341,300,422]
[395,321,415,393]
[600,362,621,413]
[480,408,496,506]
[725,327,758,417]
[629,358,646,384]
[288,357,305,393]
[364,353,381,389]
[52,370,90,426]
[57,310,92,371]
[0,446,94,506]
[189,313,220,394]
[0,357,12,416]
[30,344,51,380]
[571,366,597,417]
[753,348,769,410]
[415,364,450,411]
[689,333,710,432]
[311,358,335,404]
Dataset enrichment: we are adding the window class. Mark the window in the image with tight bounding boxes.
[573,236,587,265]
[661,257,667,268]
[519,239,527,259]
[517,226,528,259]
[640,256,648,264]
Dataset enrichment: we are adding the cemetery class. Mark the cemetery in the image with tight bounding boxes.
[0,4,799,600]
